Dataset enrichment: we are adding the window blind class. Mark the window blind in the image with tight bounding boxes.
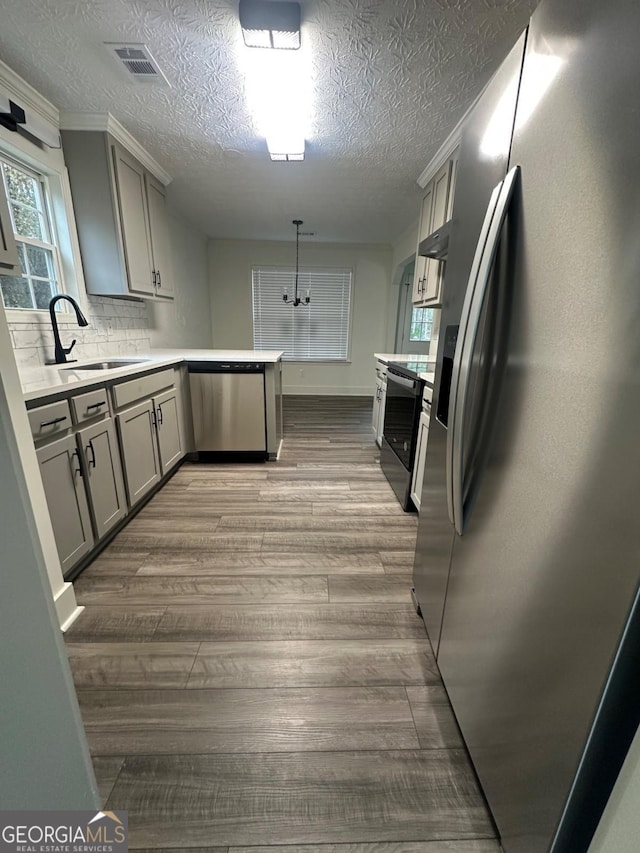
[252,267,352,361]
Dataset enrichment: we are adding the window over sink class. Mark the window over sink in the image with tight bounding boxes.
[0,155,65,311]
[252,266,352,361]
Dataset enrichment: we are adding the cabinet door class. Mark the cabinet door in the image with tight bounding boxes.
[423,160,452,304]
[0,176,20,270]
[79,417,127,539]
[372,380,381,436]
[146,174,174,299]
[112,144,154,296]
[410,411,431,511]
[430,160,452,231]
[154,387,183,474]
[412,185,434,303]
[446,147,460,220]
[36,434,93,575]
[117,398,161,507]
[376,380,387,447]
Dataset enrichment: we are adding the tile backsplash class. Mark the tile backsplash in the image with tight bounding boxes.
[8,296,151,371]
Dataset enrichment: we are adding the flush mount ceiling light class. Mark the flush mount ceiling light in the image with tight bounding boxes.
[267,135,305,161]
[238,3,310,162]
[283,220,310,306]
[239,0,301,50]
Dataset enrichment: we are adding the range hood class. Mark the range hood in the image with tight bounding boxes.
[0,96,60,148]
[419,219,451,260]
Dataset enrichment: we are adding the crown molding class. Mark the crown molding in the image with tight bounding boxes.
[0,60,60,127]
[416,93,479,188]
[59,111,172,185]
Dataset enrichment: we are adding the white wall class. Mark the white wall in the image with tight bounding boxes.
[146,207,211,349]
[208,238,393,395]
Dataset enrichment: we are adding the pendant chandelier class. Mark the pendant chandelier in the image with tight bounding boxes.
[283,219,310,306]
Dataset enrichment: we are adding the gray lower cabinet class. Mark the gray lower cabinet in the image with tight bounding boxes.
[155,387,183,473]
[78,417,127,539]
[29,368,187,574]
[117,398,162,508]
[36,433,94,575]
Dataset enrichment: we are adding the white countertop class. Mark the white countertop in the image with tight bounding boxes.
[20,348,284,403]
[374,352,430,365]
[151,348,284,363]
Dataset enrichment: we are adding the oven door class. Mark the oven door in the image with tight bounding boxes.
[383,369,421,470]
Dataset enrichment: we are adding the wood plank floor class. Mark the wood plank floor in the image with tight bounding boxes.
[65,396,497,851]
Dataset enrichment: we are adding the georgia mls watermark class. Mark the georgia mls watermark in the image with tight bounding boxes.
[0,811,128,853]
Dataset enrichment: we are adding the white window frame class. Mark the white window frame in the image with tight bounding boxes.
[252,265,354,363]
[0,153,66,310]
[0,124,87,324]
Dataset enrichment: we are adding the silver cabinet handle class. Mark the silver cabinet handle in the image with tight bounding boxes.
[447,165,520,536]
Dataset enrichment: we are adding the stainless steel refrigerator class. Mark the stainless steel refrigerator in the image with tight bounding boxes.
[412,0,640,850]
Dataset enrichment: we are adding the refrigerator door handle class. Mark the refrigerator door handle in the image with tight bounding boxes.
[448,165,520,535]
[446,179,504,529]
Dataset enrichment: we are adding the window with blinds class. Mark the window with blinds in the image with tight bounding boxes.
[252,267,352,361]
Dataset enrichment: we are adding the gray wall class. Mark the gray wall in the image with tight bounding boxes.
[147,206,212,349]
[208,238,393,395]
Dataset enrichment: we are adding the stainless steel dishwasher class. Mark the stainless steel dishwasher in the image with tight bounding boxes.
[188,362,267,460]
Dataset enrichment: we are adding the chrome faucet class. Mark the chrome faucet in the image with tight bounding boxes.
[48,295,89,364]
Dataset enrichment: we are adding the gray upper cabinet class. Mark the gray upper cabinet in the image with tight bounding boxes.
[145,173,174,299]
[154,387,183,473]
[78,416,127,539]
[117,397,162,507]
[36,432,94,575]
[112,143,155,296]
[61,129,173,300]
[0,177,20,270]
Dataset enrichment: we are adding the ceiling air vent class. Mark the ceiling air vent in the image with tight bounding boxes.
[105,43,170,86]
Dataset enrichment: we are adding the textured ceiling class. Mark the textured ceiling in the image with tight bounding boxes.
[0,0,538,244]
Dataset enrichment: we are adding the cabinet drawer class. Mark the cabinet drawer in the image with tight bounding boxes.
[111,369,174,410]
[71,387,110,424]
[28,399,72,442]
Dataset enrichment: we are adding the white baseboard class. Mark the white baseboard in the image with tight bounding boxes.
[54,582,84,632]
[283,385,373,396]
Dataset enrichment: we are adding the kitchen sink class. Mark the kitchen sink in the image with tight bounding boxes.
[60,359,152,371]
